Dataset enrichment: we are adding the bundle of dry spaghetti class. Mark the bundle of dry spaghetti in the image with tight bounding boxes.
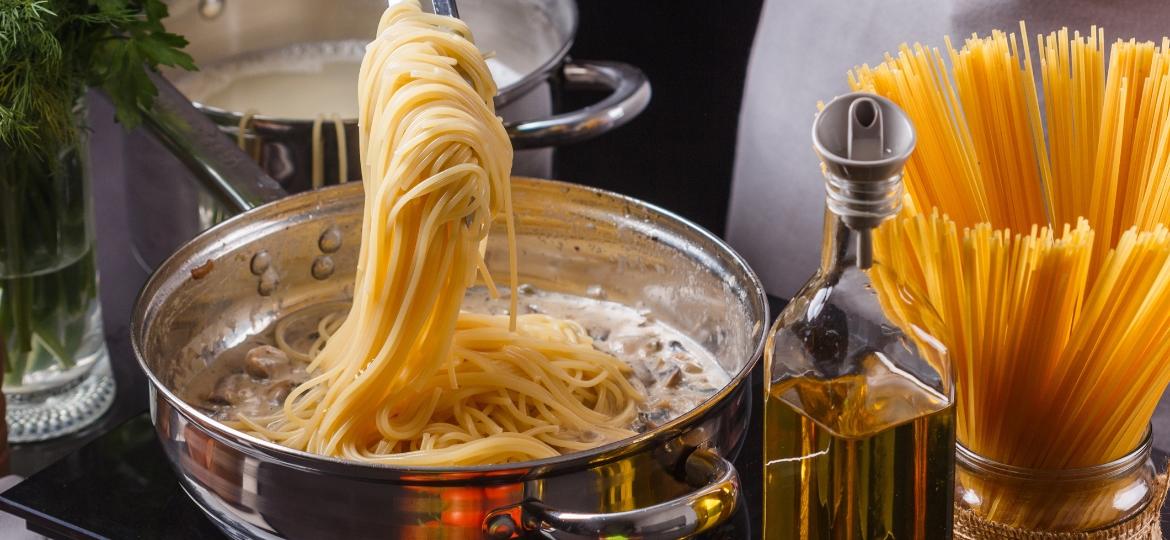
[232,1,642,466]
[852,24,1170,528]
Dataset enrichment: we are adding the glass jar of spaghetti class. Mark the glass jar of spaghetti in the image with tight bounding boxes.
[955,430,1157,533]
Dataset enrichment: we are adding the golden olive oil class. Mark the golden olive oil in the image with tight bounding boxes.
[765,92,957,539]
[763,374,955,539]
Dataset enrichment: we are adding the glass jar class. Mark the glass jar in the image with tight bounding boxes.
[955,430,1156,532]
[0,98,115,442]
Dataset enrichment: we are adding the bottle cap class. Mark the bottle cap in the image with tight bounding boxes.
[812,92,916,268]
[812,92,915,183]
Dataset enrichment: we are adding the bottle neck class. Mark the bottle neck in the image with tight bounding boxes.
[819,208,871,272]
[820,172,903,270]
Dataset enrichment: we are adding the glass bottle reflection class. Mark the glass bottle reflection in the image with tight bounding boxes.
[763,93,955,539]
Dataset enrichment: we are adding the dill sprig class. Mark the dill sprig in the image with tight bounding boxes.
[0,0,195,161]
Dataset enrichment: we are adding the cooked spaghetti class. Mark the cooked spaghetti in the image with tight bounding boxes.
[227,1,645,465]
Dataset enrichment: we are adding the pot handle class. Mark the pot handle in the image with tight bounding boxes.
[139,71,289,214]
[506,60,652,149]
[484,447,738,539]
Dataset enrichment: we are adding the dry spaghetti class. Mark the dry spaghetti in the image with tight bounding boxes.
[852,24,1170,527]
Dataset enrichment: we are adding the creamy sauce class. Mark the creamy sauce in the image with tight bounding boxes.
[173,40,524,119]
[182,287,730,433]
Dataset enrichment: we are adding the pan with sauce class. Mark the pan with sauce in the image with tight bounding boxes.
[181,285,730,437]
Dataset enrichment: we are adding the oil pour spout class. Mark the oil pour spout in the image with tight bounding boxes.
[812,93,916,268]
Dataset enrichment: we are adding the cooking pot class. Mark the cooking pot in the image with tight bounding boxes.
[123,0,650,271]
[132,178,768,539]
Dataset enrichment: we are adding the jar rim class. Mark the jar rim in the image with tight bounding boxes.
[955,427,1152,481]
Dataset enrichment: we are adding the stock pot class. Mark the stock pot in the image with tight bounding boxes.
[132,178,767,539]
[123,0,651,271]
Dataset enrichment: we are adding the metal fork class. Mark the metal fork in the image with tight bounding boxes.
[429,0,459,18]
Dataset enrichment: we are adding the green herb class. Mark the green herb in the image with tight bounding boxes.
[1,0,193,392]
[0,0,195,162]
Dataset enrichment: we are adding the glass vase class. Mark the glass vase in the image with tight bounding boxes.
[955,430,1156,532]
[0,99,115,442]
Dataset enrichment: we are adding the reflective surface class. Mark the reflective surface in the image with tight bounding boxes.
[763,212,955,539]
[0,392,762,540]
[125,0,651,272]
[956,432,1157,532]
[164,0,573,108]
[164,0,647,177]
[132,179,767,538]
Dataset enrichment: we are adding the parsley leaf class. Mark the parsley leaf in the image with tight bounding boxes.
[1,0,195,160]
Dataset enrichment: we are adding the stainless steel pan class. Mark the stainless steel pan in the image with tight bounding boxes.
[162,0,650,152]
[132,177,768,539]
[129,10,758,533]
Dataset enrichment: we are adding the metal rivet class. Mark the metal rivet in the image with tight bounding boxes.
[585,284,606,299]
[250,251,271,275]
[258,268,279,296]
[311,256,335,280]
[485,515,516,539]
[199,0,224,18]
[318,226,342,253]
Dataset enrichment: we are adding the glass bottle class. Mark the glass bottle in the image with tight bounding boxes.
[763,93,956,539]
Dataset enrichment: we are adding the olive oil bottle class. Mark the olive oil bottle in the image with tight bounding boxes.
[763,94,955,539]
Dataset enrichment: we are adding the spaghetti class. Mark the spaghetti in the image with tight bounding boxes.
[232,1,643,465]
[856,23,1170,464]
[852,24,1170,527]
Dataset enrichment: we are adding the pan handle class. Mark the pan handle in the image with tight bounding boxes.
[139,71,288,214]
[483,447,739,539]
[506,60,652,149]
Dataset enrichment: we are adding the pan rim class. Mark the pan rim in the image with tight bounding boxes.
[131,177,769,479]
